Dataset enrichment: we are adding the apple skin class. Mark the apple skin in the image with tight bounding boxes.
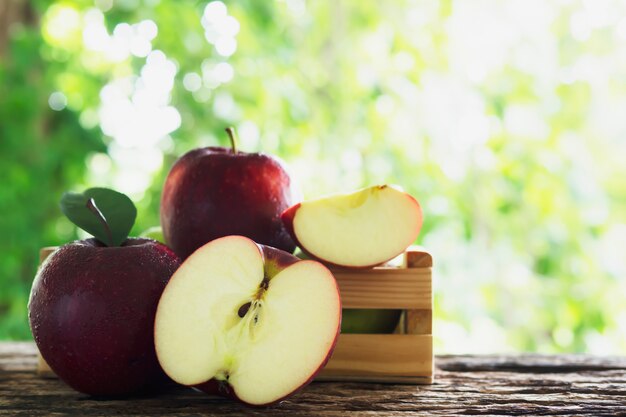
[28,238,181,396]
[341,309,401,334]
[185,240,341,407]
[193,346,337,407]
[161,147,298,260]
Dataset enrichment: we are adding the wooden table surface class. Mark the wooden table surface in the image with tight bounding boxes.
[1,342,625,416]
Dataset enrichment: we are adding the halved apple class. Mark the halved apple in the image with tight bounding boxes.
[154,236,341,406]
[281,185,422,268]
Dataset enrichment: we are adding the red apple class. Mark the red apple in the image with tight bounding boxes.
[28,238,181,396]
[160,128,298,259]
[282,185,422,268]
[154,235,341,406]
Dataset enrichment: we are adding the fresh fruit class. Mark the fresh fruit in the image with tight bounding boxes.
[341,309,401,334]
[154,235,341,406]
[161,127,298,259]
[282,185,422,268]
[29,188,181,396]
[140,226,164,243]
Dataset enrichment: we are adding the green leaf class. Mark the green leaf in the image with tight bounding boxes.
[60,188,137,246]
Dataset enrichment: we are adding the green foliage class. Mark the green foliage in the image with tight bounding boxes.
[0,23,104,339]
[60,188,137,246]
[1,0,625,353]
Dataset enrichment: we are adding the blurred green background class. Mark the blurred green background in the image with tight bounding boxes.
[1,0,625,354]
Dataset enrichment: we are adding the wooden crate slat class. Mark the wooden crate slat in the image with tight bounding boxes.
[331,268,432,309]
[319,334,432,382]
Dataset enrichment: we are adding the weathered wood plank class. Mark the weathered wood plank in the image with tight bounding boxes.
[1,342,625,416]
[0,342,38,372]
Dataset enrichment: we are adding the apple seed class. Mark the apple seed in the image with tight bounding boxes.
[237,301,252,318]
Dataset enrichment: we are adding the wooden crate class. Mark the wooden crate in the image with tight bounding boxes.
[318,247,433,383]
[35,247,433,384]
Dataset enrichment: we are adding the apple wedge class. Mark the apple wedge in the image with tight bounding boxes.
[281,185,422,268]
[154,236,341,406]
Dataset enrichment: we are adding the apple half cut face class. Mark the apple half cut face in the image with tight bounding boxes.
[154,236,341,406]
[282,185,423,268]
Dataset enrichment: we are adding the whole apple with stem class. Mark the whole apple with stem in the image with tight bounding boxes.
[161,127,298,259]
[29,188,181,396]
[154,235,341,406]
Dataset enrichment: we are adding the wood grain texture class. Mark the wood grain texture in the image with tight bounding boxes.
[404,246,433,268]
[2,342,625,416]
[329,247,432,310]
[323,247,433,382]
[331,267,432,309]
[405,309,432,334]
[318,334,433,381]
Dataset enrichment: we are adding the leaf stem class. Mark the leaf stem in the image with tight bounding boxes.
[85,198,114,246]
[225,127,238,153]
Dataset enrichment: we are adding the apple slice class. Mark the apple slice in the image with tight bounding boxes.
[281,185,422,268]
[154,236,341,406]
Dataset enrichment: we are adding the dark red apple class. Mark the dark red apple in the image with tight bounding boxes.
[160,128,298,259]
[29,238,181,396]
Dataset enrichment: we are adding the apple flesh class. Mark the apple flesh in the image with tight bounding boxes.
[282,185,422,268]
[154,236,341,406]
[160,146,298,259]
[28,238,181,396]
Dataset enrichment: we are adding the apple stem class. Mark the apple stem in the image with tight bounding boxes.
[86,198,114,246]
[225,127,238,153]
